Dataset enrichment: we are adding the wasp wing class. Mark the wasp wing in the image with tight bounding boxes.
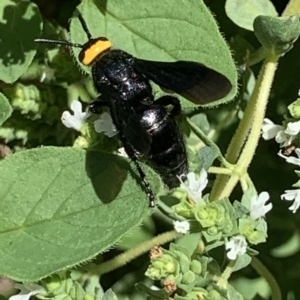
[133,59,232,105]
[113,100,152,155]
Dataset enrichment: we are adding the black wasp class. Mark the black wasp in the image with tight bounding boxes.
[35,14,232,207]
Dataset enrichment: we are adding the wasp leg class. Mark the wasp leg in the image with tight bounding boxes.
[89,96,155,207]
[89,95,110,114]
[119,132,155,208]
[155,95,181,117]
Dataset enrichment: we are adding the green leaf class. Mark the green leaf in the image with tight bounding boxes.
[0,147,160,281]
[232,253,252,272]
[225,0,277,31]
[254,15,300,55]
[190,113,210,134]
[271,232,300,257]
[227,284,244,300]
[197,146,219,170]
[288,98,300,119]
[102,289,118,300]
[240,186,257,211]
[230,278,270,299]
[0,93,12,126]
[70,0,237,107]
[116,217,155,250]
[0,0,43,83]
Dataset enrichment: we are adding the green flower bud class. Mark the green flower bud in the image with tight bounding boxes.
[222,216,234,234]
[172,188,188,200]
[84,295,96,300]
[247,230,266,245]
[207,226,218,235]
[172,200,195,219]
[288,98,300,119]
[145,266,161,280]
[197,207,209,219]
[183,287,208,300]
[146,253,177,280]
[43,274,63,293]
[182,270,196,284]
[69,282,85,299]
[207,289,222,300]
[215,213,225,226]
[239,218,266,245]
[254,15,300,55]
[166,274,176,282]
[195,203,222,228]
[190,260,202,275]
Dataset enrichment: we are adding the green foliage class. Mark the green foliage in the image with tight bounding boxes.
[1,0,300,299]
[0,0,42,83]
[225,0,277,31]
[70,0,237,107]
[0,93,12,126]
[0,147,159,281]
[288,98,300,118]
[254,15,300,55]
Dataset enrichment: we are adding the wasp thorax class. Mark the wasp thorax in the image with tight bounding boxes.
[79,37,112,66]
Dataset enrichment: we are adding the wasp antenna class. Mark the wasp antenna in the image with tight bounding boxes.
[34,38,83,49]
[77,14,93,40]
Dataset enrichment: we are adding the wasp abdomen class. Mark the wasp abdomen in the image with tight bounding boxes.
[138,103,188,188]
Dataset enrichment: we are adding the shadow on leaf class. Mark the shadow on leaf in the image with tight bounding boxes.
[85,150,131,204]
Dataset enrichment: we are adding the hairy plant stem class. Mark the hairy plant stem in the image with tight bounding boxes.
[88,230,181,276]
[208,166,232,176]
[210,53,279,201]
[216,259,237,288]
[282,0,300,16]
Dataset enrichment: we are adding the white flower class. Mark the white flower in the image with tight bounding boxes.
[177,169,208,203]
[225,235,247,260]
[94,112,118,137]
[250,191,272,220]
[39,66,55,83]
[173,220,190,234]
[262,118,284,140]
[61,100,91,131]
[281,189,300,213]
[117,147,128,157]
[262,118,300,147]
[275,130,294,147]
[286,121,300,135]
[9,283,44,300]
[276,120,300,147]
[278,148,300,166]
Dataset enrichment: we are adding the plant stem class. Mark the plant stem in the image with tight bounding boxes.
[208,166,232,175]
[211,53,279,201]
[248,47,268,67]
[88,230,181,276]
[251,257,282,300]
[216,259,237,288]
[282,0,300,16]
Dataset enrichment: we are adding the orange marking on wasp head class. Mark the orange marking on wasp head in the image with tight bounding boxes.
[81,39,112,65]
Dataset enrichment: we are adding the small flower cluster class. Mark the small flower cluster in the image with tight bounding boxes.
[141,170,272,298]
[145,244,224,299]
[171,169,272,261]
[261,96,300,213]
[231,190,272,259]
[9,271,104,300]
[0,83,67,145]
